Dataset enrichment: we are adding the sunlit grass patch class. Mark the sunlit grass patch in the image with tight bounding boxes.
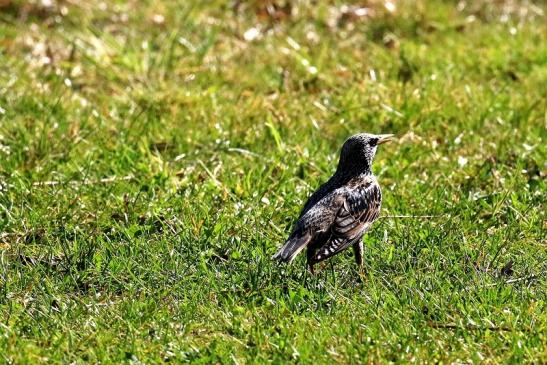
[0,0,545,363]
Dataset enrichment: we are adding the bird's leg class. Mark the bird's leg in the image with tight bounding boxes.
[353,241,365,278]
[307,247,317,275]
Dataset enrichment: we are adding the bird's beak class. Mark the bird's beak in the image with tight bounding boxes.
[377,134,395,145]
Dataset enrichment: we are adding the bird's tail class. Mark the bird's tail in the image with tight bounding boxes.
[272,233,311,263]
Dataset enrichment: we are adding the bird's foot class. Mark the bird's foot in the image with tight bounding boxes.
[357,266,367,283]
[308,262,328,276]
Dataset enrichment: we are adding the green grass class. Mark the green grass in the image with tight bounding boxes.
[0,0,546,363]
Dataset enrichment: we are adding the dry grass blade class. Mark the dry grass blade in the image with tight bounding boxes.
[32,175,135,187]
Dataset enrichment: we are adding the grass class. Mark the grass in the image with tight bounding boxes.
[0,0,545,363]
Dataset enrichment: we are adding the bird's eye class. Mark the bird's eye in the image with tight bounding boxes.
[369,138,379,146]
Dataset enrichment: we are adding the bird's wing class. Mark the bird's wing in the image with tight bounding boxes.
[311,179,381,263]
[272,193,343,263]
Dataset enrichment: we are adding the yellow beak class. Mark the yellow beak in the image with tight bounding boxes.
[377,134,395,145]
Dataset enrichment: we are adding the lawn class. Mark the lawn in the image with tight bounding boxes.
[0,0,545,363]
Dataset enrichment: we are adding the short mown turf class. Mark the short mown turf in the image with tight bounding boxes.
[0,1,545,363]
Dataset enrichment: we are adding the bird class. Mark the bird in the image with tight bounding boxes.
[272,133,393,274]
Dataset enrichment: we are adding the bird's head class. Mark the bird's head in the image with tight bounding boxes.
[337,133,394,174]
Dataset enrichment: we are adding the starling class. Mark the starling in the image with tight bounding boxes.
[272,133,393,273]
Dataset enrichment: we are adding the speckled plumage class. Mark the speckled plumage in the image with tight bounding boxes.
[272,133,393,273]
